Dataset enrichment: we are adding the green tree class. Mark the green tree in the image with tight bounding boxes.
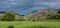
[47,10,60,19]
[1,11,16,21]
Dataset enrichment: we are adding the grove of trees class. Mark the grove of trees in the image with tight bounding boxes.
[1,11,16,21]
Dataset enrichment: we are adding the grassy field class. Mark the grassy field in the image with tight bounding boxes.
[0,21,60,28]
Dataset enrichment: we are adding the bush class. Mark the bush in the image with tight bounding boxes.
[1,11,16,21]
[7,25,14,28]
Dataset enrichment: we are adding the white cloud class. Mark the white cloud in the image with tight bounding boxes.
[29,7,46,10]
[0,0,26,8]
[48,2,60,8]
[0,0,60,9]
[33,1,59,6]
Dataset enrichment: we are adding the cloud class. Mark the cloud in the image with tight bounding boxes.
[0,0,49,8]
[48,0,60,8]
[29,7,47,10]
[0,0,60,8]
[0,0,60,15]
[0,0,27,8]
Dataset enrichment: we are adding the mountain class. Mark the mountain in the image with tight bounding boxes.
[26,10,38,15]
[25,8,58,19]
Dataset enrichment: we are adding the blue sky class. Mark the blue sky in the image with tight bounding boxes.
[0,0,60,15]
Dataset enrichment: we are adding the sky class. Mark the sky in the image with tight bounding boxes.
[0,0,60,15]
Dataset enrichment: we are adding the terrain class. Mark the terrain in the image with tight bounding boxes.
[0,21,60,28]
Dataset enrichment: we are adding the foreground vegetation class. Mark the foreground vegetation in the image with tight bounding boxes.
[0,21,60,28]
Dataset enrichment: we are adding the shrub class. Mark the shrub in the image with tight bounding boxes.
[7,25,14,28]
[1,11,16,21]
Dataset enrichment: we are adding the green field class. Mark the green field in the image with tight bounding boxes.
[0,21,60,28]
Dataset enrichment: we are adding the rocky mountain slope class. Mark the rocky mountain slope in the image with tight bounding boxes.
[24,8,58,20]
